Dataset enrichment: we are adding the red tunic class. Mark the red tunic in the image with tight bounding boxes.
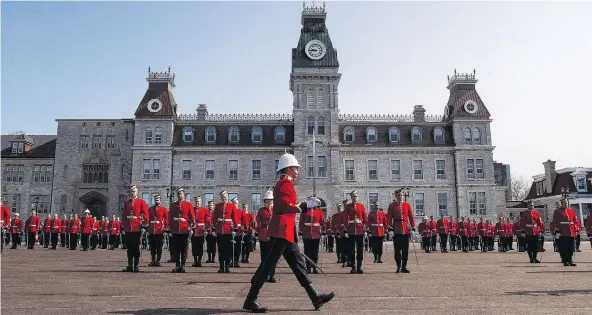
[169,201,195,235]
[504,222,514,237]
[256,207,273,242]
[110,220,121,236]
[51,219,62,233]
[122,198,149,233]
[437,218,450,234]
[339,211,348,234]
[449,221,458,236]
[61,219,68,233]
[192,207,211,237]
[70,218,81,234]
[81,216,94,234]
[574,219,582,236]
[551,208,577,237]
[520,210,542,235]
[10,217,23,233]
[102,221,110,234]
[26,215,41,232]
[469,223,477,237]
[429,220,437,235]
[477,222,488,237]
[495,222,504,235]
[458,221,469,237]
[418,222,431,237]
[1,205,11,228]
[487,224,495,237]
[299,208,325,239]
[233,208,246,237]
[148,205,169,235]
[267,176,301,243]
[330,212,342,236]
[344,203,367,236]
[244,212,255,235]
[212,202,237,235]
[367,210,387,237]
[387,202,415,235]
[43,218,53,233]
[91,221,101,236]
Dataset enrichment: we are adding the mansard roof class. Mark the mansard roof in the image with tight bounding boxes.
[525,170,592,200]
[173,124,294,147]
[1,134,56,158]
[337,124,454,147]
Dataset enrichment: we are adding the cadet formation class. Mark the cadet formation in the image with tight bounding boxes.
[1,153,591,312]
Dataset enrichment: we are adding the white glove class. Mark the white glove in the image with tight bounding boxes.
[364,232,368,237]
[554,233,560,239]
[344,232,349,238]
[212,232,217,237]
[306,200,316,209]
[388,231,394,237]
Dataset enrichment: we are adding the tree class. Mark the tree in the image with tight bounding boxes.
[511,177,531,201]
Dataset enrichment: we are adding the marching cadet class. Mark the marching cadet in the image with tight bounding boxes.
[42,215,52,248]
[418,216,431,253]
[448,216,458,251]
[60,214,68,248]
[551,197,577,266]
[168,188,194,273]
[50,214,61,249]
[458,217,469,252]
[505,218,514,251]
[368,201,387,263]
[242,204,256,264]
[326,217,334,253]
[69,214,81,250]
[436,214,450,253]
[205,200,217,263]
[25,210,41,249]
[477,218,488,252]
[520,201,543,263]
[344,191,368,274]
[231,201,246,268]
[90,217,100,250]
[213,191,238,273]
[515,216,526,252]
[80,210,94,251]
[586,208,592,249]
[243,153,334,313]
[121,185,149,272]
[427,216,437,252]
[331,203,343,263]
[1,201,10,251]
[487,220,496,251]
[191,196,210,267]
[574,217,582,252]
[470,218,479,251]
[148,194,168,267]
[10,213,23,249]
[495,217,505,252]
[340,200,351,268]
[109,215,120,250]
[101,217,110,249]
[256,190,277,283]
[299,197,326,274]
[387,188,415,273]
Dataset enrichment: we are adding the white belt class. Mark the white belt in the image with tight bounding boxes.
[127,216,137,219]
[150,221,160,224]
[217,219,232,222]
[560,222,572,225]
[348,220,361,224]
[371,224,384,227]
[197,223,205,226]
[0,220,4,223]
[525,224,534,227]
[302,223,320,227]
[30,225,37,227]
[173,217,187,222]
[111,228,117,230]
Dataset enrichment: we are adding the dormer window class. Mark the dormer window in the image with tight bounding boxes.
[576,177,586,191]
[536,181,544,196]
[570,168,588,193]
[205,126,216,143]
[343,126,355,142]
[274,126,286,144]
[228,126,240,143]
[388,127,400,143]
[182,127,194,142]
[11,143,24,154]
[366,127,378,142]
[251,127,263,143]
[434,127,445,144]
[411,127,422,143]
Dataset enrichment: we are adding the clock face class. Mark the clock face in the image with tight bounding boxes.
[305,40,327,60]
[147,99,162,113]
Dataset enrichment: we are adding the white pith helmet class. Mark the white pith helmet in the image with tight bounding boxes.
[276,153,301,172]
[263,191,274,200]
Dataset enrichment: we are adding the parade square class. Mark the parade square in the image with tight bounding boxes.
[2,244,591,315]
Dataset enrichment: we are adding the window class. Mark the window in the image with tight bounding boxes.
[317,117,325,135]
[469,192,477,215]
[152,159,160,179]
[185,193,191,202]
[366,127,378,142]
[252,193,262,212]
[473,128,481,144]
[536,181,544,196]
[368,193,379,209]
[145,128,153,144]
[306,89,315,108]
[118,195,126,211]
[275,160,280,180]
[307,116,315,135]
[205,126,216,143]
[11,142,24,154]
[318,156,326,177]
[205,160,215,180]
[143,159,151,180]
[390,160,401,181]
[228,127,240,143]
[344,160,355,181]
[411,127,422,143]
[31,195,50,214]
[252,160,262,180]
[434,127,444,144]
[83,164,109,183]
[436,160,446,180]
[251,127,263,143]
[33,165,53,183]
[576,177,587,191]
[154,127,163,144]
[307,156,314,178]
[467,159,483,179]
[141,192,150,204]
[11,195,20,213]
[106,136,116,149]
[368,160,378,180]
[182,160,192,180]
[414,193,425,216]
[344,126,355,142]
[92,136,103,149]
[204,193,214,205]
[463,127,472,144]
[183,127,194,142]
[475,159,484,179]
[477,192,486,215]
[413,160,423,180]
[228,160,238,180]
[80,136,90,149]
[388,127,400,143]
[437,193,448,217]
[274,126,286,144]
[316,89,324,107]
[467,159,475,179]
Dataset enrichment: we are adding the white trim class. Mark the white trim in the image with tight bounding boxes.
[147,99,163,113]
[366,126,378,143]
[366,158,379,181]
[434,158,446,181]
[343,126,355,142]
[463,100,478,114]
[412,159,425,181]
[436,191,449,217]
[412,191,425,217]
[411,126,423,143]
[388,126,400,143]
[228,126,240,143]
[204,159,215,181]
[227,159,239,181]
[274,126,286,144]
[343,159,356,181]
[389,159,401,181]
[250,158,262,181]
[251,126,263,144]
[433,127,445,144]
[182,127,194,143]
[205,126,217,143]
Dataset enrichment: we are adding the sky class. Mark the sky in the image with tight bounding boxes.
[1,1,591,181]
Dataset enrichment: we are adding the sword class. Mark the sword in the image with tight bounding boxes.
[301,252,327,276]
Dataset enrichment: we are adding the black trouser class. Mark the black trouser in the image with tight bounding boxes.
[439,234,448,251]
[42,232,49,247]
[370,236,383,255]
[233,235,243,264]
[449,235,457,250]
[149,234,164,262]
[50,233,58,248]
[327,235,334,252]
[342,236,351,264]
[575,235,581,250]
[526,235,539,260]
[124,232,141,267]
[242,234,253,261]
[393,234,410,269]
[90,235,98,249]
[248,237,311,299]
[81,233,90,250]
[109,234,117,247]
[430,235,437,251]
[259,241,276,279]
[538,235,545,251]
[460,236,468,251]
[557,236,575,263]
[206,234,217,259]
[217,234,233,267]
[518,236,526,251]
[348,235,364,268]
[168,234,178,261]
[11,233,21,248]
[191,236,205,259]
[69,233,79,249]
[60,233,66,247]
[171,233,188,267]
[102,234,109,249]
[303,238,320,270]
[115,234,121,248]
[422,237,431,253]
[335,237,344,260]
[27,232,36,248]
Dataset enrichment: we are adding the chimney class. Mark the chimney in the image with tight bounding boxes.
[413,105,426,122]
[542,160,557,194]
[196,104,208,120]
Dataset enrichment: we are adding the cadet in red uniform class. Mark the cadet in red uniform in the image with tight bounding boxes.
[299,197,326,274]
[520,201,543,263]
[331,204,344,263]
[69,214,80,250]
[60,214,68,248]
[586,208,592,249]
[488,220,496,251]
[418,217,431,253]
[212,191,238,273]
[191,196,209,267]
[121,185,149,272]
[326,217,334,253]
[101,217,110,249]
[231,201,246,267]
[495,217,506,252]
[42,215,52,248]
[477,218,488,252]
[368,201,387,263]
[515,215,526,252]
[80,210,94,251]
[339,200,352,267]
[109,215,120,250]
[25,210,41,249]
[387,188,416,273]
[147,194,168,266]
[10,213,23,249]
[504,218,514,251]
[574,217,582,252]
[427,216,437,251]
[168,188,195,273]
[551,197,577,266]
[344,191,368,274]
[458,217,469,252]
[1,200,10,251]
[242,205,256,264]
[244,153,334,313]
[256,191,276,283]
[436,214,450,253]
[90,218,100,250]
[448,216,458,251]
[205,201,217,263]
[49,214,61,249]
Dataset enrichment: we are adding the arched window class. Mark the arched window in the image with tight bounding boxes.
[182,127,194,142]
[316,89,325,107]
[251,126,263,143]
[463,127,472,143]
[411,127,422,143]
[317,116,326,135]
[366,127,378,142]
[205,126,216,143]
[307,116,315,135]
[145,127,153,144]
[154,127,163,144]
[388,127,400,143]
[274,126,286,144]
[434,127,444,144]
[343,126,355,142]
[228,126,240,143]
[306,89,315,109]
[473,127,481,144]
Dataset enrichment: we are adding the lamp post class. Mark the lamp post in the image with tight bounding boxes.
[560,187,570,199]
[35,196,40,212]
[165,186,176,205]
[402,187,410,202]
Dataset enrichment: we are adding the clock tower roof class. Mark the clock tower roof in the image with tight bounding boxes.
[292,2,339,70]
[134,66,178,119]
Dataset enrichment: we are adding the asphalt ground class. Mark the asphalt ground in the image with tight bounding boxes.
[1,241,591,315]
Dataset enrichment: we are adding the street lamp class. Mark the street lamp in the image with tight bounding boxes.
[165,186,177,204]
[402,187,410,202]
[560,187,570,199]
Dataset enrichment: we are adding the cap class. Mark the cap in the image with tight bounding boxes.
[176,187,184,193]
[154,194,161,199]
[220,190,228,196]
[15,213,19,216]
[195,196,202,200]
[423,216,428,220]
[84,209,90,214]
[350,190,358,196]
[129,185,137,191]
[231,197,238,202]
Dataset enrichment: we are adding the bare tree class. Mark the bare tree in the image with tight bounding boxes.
[511,177,531,201]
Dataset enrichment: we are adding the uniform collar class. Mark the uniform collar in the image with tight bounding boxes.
[280,174,294,181]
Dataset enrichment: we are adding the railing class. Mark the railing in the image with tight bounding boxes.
[338,113,443,123]
[177,113,293,122]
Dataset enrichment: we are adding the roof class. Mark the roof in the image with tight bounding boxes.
[134,81,178,118]
[173,124,294,147]
[292,9,339,69]
[338,124,454,147]
[525,170,592,200]
[1,135,56,158]
[445,86,491,120]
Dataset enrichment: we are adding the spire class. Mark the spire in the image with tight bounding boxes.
[147,65,176,88]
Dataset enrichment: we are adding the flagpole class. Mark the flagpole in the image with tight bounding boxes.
[312,126,317,197]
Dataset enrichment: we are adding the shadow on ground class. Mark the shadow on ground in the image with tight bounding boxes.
[505,289,592,296]
[108,307,308,315]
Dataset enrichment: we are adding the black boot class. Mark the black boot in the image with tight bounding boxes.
[217,261,225,273]
[377,254,383,263]
[401,261,410,273]
[373,254,377,263]
[243,285,267,313]
[528,252,534,263]
[192,256,199,267]
[356,261,363,274]
[196,256,202,267]
[224,261,231,273]
[122,265,134,272]
[304,284,335,311]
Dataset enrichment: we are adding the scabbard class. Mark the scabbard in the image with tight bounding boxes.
[301,252,327,275]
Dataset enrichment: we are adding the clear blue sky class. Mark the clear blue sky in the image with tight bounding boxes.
[2,1,591,180]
